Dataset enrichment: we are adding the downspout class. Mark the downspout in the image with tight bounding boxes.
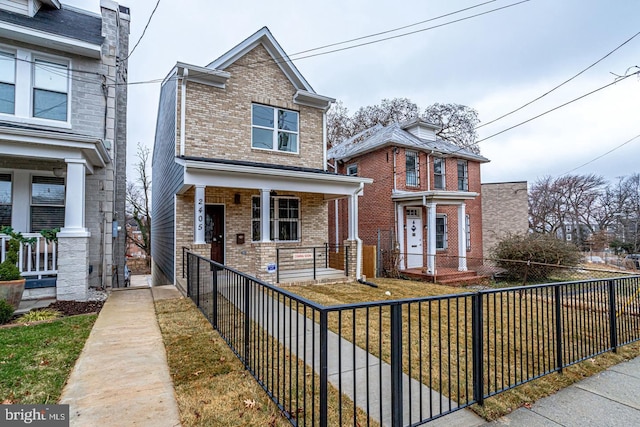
[354,182,364,280]
[392,147,397,191]
[334,200,339,248]
[427,150,434,191]
[180,69,188,156]
[322,108,328,171]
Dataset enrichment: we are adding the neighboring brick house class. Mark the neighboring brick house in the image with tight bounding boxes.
[328,120,489,276]
[151,27,371,289]
[0,0,129,300]
[481,181,528,257]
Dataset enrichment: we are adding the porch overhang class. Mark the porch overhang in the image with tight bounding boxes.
[392,190,479,204]
[178,157,372,197]
[0,126,110,172]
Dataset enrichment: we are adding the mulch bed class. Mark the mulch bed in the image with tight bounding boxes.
[45,300,104,316]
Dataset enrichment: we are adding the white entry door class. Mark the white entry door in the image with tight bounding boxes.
[406,208,423,268]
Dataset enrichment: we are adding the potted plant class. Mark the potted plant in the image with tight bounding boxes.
[0,226,34,310]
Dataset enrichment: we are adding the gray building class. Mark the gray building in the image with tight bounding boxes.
[0,0,129,300]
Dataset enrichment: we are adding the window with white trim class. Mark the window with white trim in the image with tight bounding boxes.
[466,214,471,251]
[457,160,468,191]
[33,59,68,121]
[436,215,447,250]
[346,164,358,176]
[0,52,15,114]
[406,150,419,187]
[251,104,299,153]
[251,196,300,242]
[31,176,64,232]
[0,173,11,227]
[434,157,445,189]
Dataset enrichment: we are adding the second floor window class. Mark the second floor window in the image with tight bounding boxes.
[33,59,68,121]
[457,160,468,191]
[406,151,418,187]
[252,104,299,153]
[434,157,445,189]
[0,52,15,114]
[346,164,358,176]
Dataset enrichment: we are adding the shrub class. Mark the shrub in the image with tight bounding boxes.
[491,233,582,282]
[13,308,62,324]
[0,299,14,324]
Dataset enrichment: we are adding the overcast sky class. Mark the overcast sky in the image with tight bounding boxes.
[66,0,640,186]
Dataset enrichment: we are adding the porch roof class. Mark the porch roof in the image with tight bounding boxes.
[392,190,479,203]
[177,156,372,197]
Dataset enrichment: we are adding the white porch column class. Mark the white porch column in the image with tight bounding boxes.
[194,185,205,244]
[59,159,89,236]
[348,194,357,240]
[426,203,437,274]
[260,189,271,242]
[458,202,468,271]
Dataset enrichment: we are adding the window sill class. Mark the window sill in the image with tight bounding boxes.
[251,147,299,156]
[0,113,71,130]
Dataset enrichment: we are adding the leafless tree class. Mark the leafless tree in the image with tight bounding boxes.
[126,143,151,262]
[423,103,480,154]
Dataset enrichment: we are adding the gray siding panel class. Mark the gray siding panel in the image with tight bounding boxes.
[152,76,182,283]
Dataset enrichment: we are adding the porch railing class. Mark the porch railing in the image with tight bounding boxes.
[0,233,58,279]
[186,250,640,426]
[276,244,349,283]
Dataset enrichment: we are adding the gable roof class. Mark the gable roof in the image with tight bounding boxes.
[207,26,315,93]
[328,122,489,163]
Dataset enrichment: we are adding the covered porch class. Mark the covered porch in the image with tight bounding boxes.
[175,157,371,285]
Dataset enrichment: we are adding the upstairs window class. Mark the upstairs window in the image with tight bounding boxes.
[406,151,419,187]
[457,160,468,191]
[0,52,15,114]
[433,157,445,189]
[346,164,358,176]
[31,176,65,232]
[0,173,11,227]
[33,59,68,121]
[252,104,299,153]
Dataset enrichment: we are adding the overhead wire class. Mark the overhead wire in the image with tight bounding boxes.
[559,133,640,176]
[122,0,162,62]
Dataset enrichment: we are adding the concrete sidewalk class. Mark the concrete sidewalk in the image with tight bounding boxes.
[485,356,640,426]
[59,285,182,427]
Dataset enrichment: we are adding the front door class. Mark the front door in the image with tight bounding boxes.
[205,205,224,264]
[406,208,423,269]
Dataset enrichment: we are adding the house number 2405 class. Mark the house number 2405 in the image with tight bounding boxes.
[197,198,204,231]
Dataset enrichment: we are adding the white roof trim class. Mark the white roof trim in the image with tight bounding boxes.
[392,190,479,202]
[176,62,230,88]
[206,27,315,93]
[41,0,61,9]
[293,90,335,110]
[0,21,101,58]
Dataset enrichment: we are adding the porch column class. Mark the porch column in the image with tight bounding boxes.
[59,159,89,236]
[260,189,271,242]
[426,203,437,274]
[457,203,468,271]
[348,193,358,240]
[194,185,206,244]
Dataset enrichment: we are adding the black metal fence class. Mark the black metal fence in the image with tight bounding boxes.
[185,250,640,427]
[275,244,349,283]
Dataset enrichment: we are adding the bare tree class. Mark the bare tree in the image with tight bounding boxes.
[423,103,480,154]
[126,143,151,263]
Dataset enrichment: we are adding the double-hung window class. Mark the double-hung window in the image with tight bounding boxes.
[457,160,468,191]
[433,157,445,189]
[346,164,358,176]
[435,215,447,250]
[31,176,65,232]
[0,52,15,114]
[466,214,471,251]
[33,59,68,121]
[252,104,299,153]
[406,151,419,187]
[0,173,11,227]
[251,196,300,242]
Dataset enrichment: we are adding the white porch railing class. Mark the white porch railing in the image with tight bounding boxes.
[0,233,58,279]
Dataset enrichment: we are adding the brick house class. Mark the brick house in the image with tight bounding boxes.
[0,0,129,300]
[151,27,371,289]
[328,120,489,277]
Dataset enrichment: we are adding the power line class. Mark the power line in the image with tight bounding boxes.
[477,30,640,129]
[122,0,161,62]
[559,133,640,176]
[474,71,638,144]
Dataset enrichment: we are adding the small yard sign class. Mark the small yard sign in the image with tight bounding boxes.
[266,263,277,273]
[292,253,313,260]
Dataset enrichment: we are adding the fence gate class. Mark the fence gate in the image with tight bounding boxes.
[377,228,397,277]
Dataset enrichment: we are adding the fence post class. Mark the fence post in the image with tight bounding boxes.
[319,310,328,427]
[212,264,218,329]
[390,303,403,427]
[608,279,618,353]
[196,257,200,307]
[472,293,484,405]
[325,243,328,269]
[186,252,191,298]
[345,246,349,277]
[313,247,317,280]
[244,277,250,365]
[554,285,563,373]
